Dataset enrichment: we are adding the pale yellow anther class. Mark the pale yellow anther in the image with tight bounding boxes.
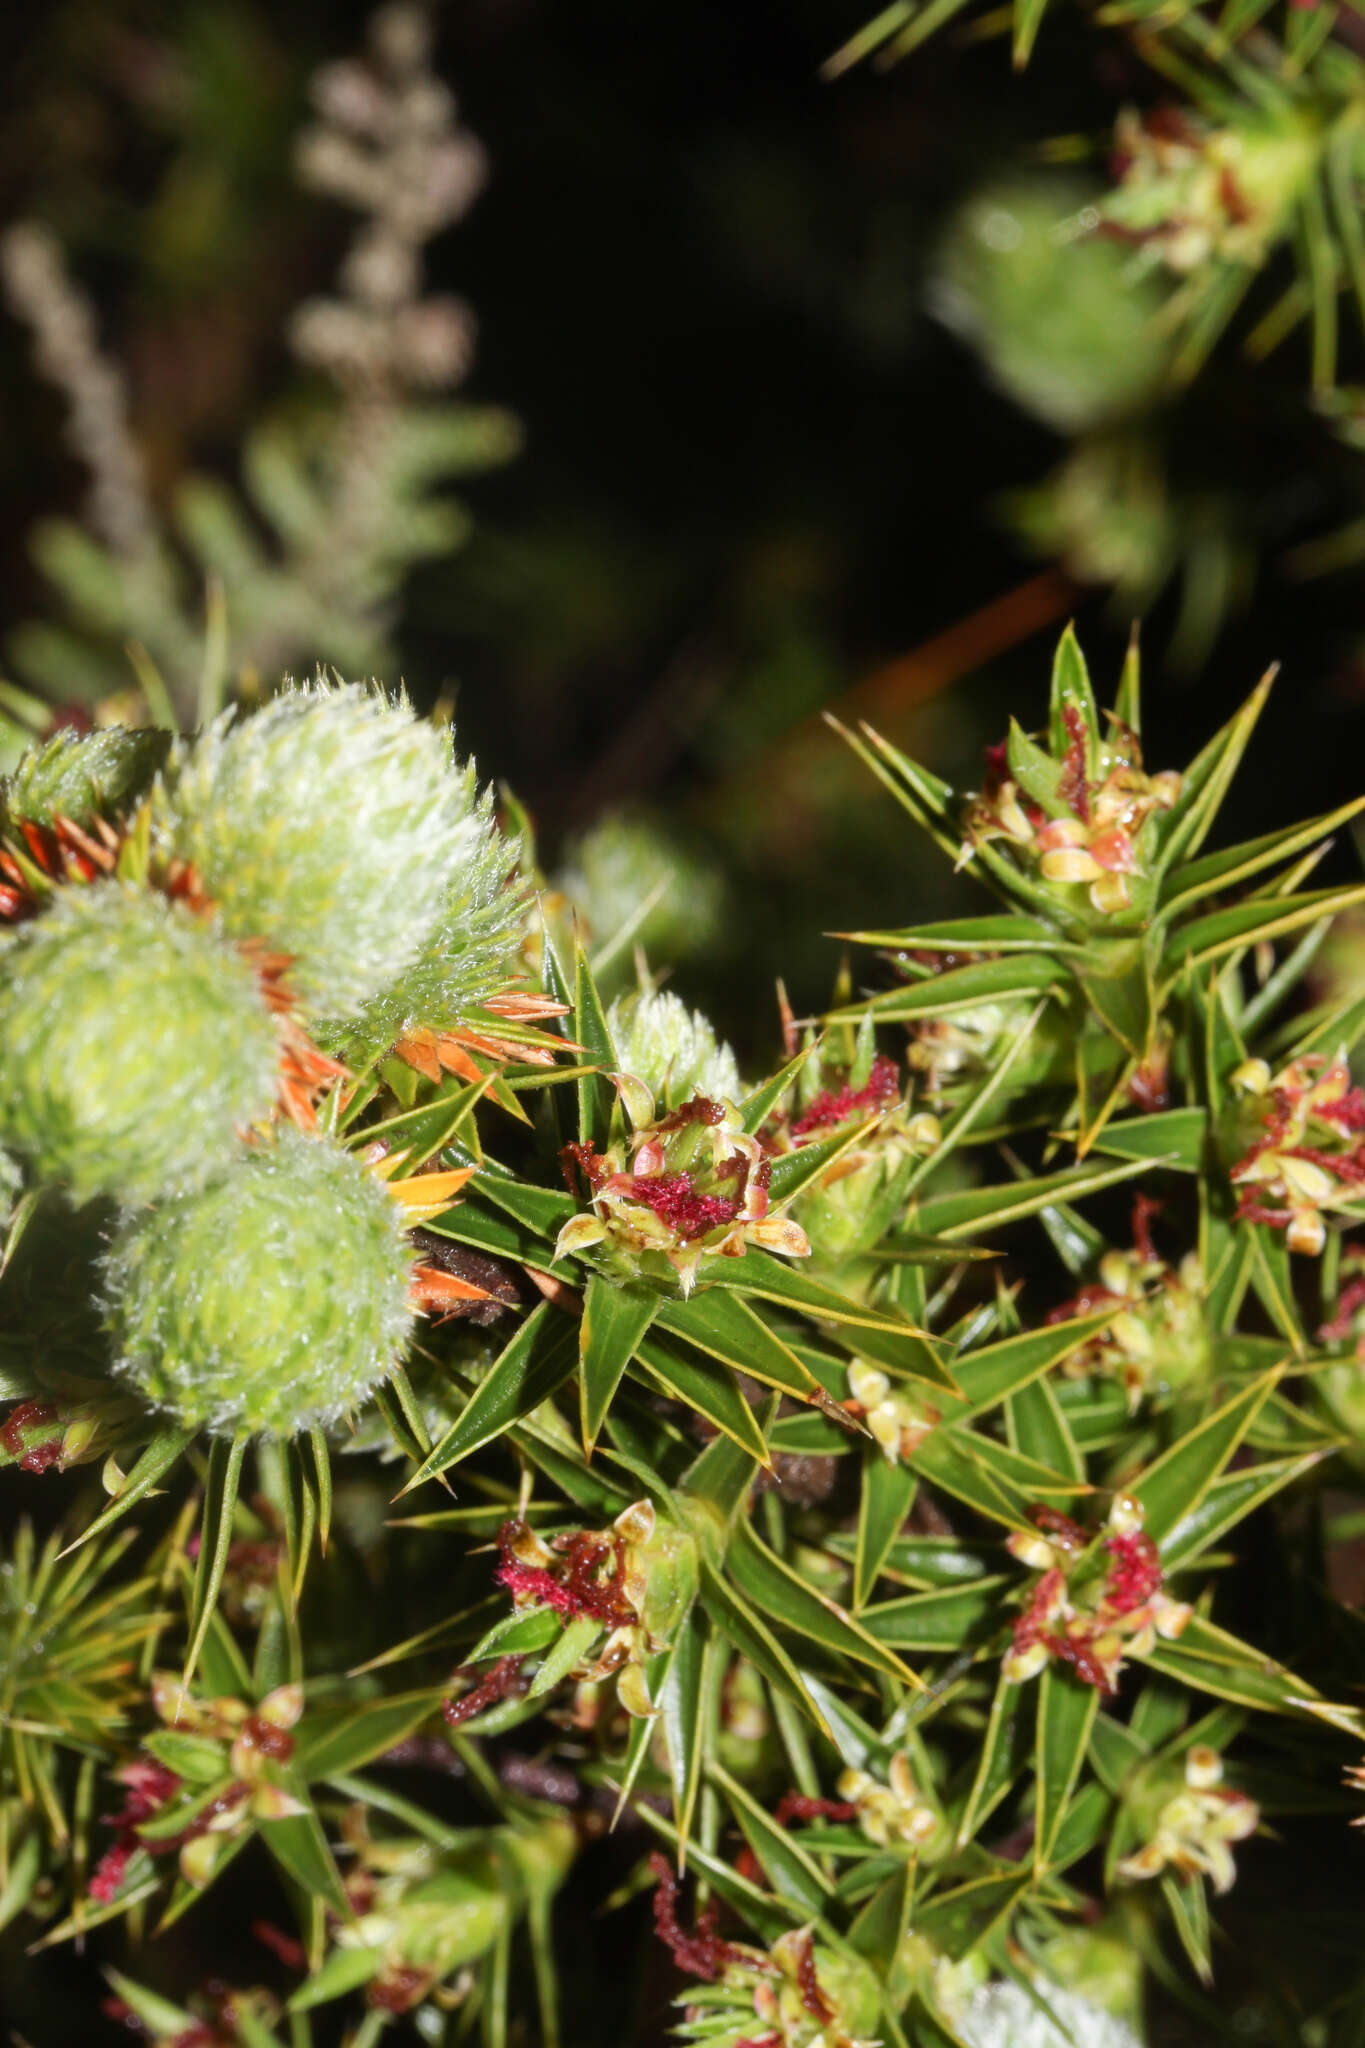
[996,781,1035,842]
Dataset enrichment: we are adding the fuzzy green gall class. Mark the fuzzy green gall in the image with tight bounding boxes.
[161,681,491,1017]
[320,772,524,1067]
[0,880,281,1204]
[606,988,741,1107]
[103,1125,416,1435]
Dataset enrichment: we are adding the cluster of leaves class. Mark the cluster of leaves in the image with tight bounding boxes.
[4,631,1365,2043]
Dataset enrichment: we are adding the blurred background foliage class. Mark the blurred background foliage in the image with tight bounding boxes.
[4,0,1365,1045]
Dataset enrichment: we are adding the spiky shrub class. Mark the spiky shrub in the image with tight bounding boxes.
[4,646,1365,2044]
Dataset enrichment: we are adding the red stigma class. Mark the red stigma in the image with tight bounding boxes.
[1103,1530,1162,1616]
[442,1654,527,1726]
[1,1400,64,1474]
[495,1521,637,1629]
[647,1852,738,1982]
[793,1931,835,2022]
[622,1172,740,1240]
[790,1055,900,1139]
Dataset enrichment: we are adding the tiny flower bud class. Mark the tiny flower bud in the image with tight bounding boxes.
[260,1683,305,1729]
[1231,1058,1271,1096]
[1089,871,1133,914]
[614,1499,656,1547]
[1040,846,1106,884]
[250,1783,307,1821]
[1098,1250,1135,1295]
[1086,826,1138,873]
[1004,1638,1052,1684]
[1007,1529,1057,1570]
[748,1216,811,1257]
[614,1072,658,1132]
[1109,1311,1154,1360]
[848,1362,891,1409]
[995,781,1035,842]
[1036,817,1089,852]
[616,1663,656,1718]
[1288,1208,1327,1257]
[905,1112,942,1150]
[1108,1493,1144,1536]
[553,1214,609,1261]
[179,1834,222,1888]
[868,1403,905,1461]
[1151,1594,1193,1639]
[1185,1745,1223,1790]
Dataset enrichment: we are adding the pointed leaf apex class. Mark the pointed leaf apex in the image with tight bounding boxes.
[1048,623,1100,771]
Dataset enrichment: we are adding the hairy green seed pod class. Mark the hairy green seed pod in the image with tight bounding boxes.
[0,881,281,1204]
[3,726,170,829]
[103,1127,416,1436]
[162,681,491,1016]
[606,989,740,1107]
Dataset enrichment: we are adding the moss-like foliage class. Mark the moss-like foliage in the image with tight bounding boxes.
[103,1126,415,1436]
[606,988,740,1106]
[161,681,492,1017]
[2,726,171,831]
[0,882,280,1205]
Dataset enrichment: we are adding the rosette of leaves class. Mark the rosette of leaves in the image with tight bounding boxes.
[831,627,1365,1153]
